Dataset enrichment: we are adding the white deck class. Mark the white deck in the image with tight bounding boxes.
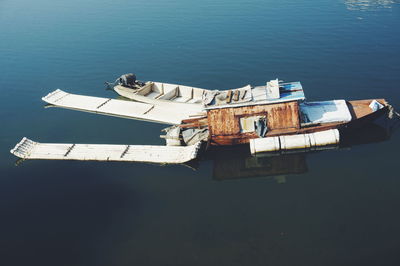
[42,89,203,125]
[10,138,202,164]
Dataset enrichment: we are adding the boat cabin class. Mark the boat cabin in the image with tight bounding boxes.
[205,80,306,145]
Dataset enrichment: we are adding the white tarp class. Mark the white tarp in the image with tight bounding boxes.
[300,100,352,125]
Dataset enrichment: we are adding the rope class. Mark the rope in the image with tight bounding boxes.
[385,104,400,133]
[388,104,400,119]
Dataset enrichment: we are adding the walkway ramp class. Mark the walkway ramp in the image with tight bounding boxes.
[42,89,201,125]
[10,138,202,164]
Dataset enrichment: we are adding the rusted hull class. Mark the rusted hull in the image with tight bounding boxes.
[208,99,389,146]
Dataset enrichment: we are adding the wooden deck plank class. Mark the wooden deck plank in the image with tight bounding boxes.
[347,99,387,119]
[207,101,300,145]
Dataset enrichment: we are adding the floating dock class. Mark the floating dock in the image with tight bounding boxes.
[42,89,200,125]
[10,138,202,164]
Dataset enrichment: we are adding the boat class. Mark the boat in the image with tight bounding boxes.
[10,73,398,164]
[109,74,393,147]
[106,73,207,117]
[108,74,207,105]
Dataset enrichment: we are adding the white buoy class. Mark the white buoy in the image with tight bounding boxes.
[249,129,340,154]
[280,134,311,150]
[250,136,280,154]
[310,129,340,146]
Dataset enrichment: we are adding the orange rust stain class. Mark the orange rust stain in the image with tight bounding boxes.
[207,101,300,137]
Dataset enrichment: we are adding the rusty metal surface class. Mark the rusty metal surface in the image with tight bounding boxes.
[207,101,300,138]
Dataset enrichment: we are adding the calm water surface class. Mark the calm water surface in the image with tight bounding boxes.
[1,0,400,265]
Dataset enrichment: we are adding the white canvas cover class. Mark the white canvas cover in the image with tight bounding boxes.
[300,100,352,125]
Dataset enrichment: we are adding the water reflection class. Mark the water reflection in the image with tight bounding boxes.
[206,147,308,182]
[344,0,396,11]
[205,120,395,181]
[13,118,398,181]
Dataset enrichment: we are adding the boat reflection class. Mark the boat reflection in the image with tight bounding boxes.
[344,0,396,11]
[210,150,308,182]
[204,120,395,181]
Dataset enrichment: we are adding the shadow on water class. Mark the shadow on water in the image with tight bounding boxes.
[4,118,400,266]
[13,116,399,181]
[197,117,398,181]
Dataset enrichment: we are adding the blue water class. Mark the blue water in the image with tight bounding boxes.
[1,0,400,265]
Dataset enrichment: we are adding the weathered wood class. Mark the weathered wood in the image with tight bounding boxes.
[226,90,233,103]
[266,101,300,129]
[241,90,247,100]
[207,99,388,146]
[233,90,240,101]
[210,133,259,146]
[181,117,208,124]
[179,118,208,129]
[207,101,300,145]
[347,99,387,119]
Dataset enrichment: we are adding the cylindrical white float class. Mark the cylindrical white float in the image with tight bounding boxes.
[250,136,280,154]
[249,129,340,154]
[311,129,340,146]
[280,134,311,150]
